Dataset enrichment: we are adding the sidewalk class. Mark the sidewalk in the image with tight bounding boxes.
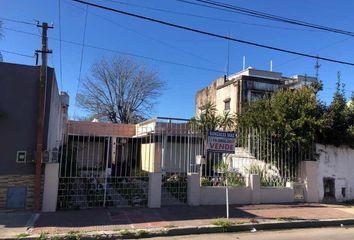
[2,203,354,239]
[0,211,37,239]
[33,203,354,233]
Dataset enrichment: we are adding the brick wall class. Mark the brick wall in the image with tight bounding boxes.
[0,175,43,210]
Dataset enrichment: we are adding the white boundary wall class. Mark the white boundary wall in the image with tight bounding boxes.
[188,173,296,206]
[317,144,354,202]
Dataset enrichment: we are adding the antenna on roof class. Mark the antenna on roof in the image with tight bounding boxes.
[270,60,273,72]
[243,56,246,70]
[315,55,321,80]
[226,30,231,77]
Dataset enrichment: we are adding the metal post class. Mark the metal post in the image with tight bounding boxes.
[226,178,229,219]
[103,137,111,207]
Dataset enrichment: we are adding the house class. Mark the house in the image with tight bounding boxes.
[56,117,203,209]
[195,67,318,116]
[0,62,68,210]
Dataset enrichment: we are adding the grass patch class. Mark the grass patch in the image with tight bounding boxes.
[16,233,30,238]
[118,229,130,237]
[234,220,250,225]
[65,230,82,240]
[136,229,149,238]
[275,217,298,221]
[164,224,177,229]
[37,232,48,240]
[51,236,64,240]
[211,218,233,228]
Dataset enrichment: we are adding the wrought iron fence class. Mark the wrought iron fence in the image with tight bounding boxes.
[57,119,314,209]
[202,128,314,187]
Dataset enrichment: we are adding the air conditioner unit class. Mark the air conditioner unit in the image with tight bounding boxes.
[16,151,27,163]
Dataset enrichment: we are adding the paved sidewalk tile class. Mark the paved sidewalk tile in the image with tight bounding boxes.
[0,212,34,239]
[32,204,354,234]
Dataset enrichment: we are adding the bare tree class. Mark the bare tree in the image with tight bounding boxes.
[77,55,164,123]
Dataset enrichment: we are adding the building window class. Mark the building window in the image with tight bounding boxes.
[250,91,265,102]
[224,98,230,111]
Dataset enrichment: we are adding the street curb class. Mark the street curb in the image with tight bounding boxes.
[155,218,354,237]
[14,218,354,239]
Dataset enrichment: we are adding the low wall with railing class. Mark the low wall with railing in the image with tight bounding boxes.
[188,173,295,206]
[260,187,294,203]
[200,186,252,205]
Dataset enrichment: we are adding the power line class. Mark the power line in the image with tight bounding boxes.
[72,0,354,67]
[0,49,35,58]
[73,2,89,119]
[0,17,37,26]
[2,27,40,37]
[102,0,324,33]
[4,26,224,73]
[273,36,352,69]
[180,0,354,37]
[63,0,218,65]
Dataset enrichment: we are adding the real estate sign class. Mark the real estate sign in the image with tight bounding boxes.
[207,131,236,153]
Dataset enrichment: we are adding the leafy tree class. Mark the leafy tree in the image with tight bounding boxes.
[237,85,327,147]
[319,72,354,147]
[77,55,165,123]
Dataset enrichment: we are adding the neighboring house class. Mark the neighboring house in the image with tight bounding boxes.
[0,62,68,209]
[195,67,317,116]
[60,117,202,178]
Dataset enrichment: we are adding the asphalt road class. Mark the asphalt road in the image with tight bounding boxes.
[148,226,354,240]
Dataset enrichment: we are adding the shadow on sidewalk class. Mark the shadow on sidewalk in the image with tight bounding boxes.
[36,205,257,228]
[34,203,354,229]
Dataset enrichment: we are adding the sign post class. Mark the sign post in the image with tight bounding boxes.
[207,131,236,219]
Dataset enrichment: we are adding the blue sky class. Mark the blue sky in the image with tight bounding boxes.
[1,0,354,119]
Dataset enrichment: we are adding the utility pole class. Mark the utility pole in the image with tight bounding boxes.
[34,22,53,212]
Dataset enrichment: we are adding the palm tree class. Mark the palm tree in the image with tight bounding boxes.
[190,102,236,176]
[190,101,235,133]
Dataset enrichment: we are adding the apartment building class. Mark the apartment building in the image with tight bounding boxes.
[195,67,317,116]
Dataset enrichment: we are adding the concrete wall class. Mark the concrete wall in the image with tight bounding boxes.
[195,77,223,115]
[317,144,354,202]
[215,82,237,116]
[42,163,59,212]
[188,174,295,206]
[260,187,294,203]
[0,63,40,174]
[200,186,253,205]
[141,143,161,172]
[162,141,201,173]
[0,62,59,174]
[46,74,64,154]
[0,62,65,209]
